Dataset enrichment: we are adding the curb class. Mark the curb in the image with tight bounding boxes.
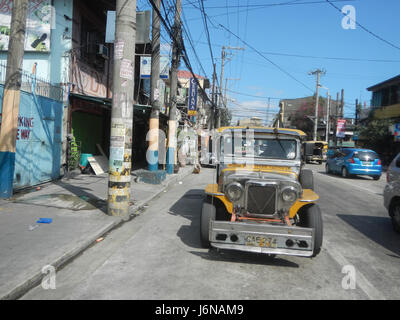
[3,165,193,300]
[1,218,122,300]
[130,166,194,213]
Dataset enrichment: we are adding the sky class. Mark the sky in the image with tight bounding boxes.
[137,0,400,125]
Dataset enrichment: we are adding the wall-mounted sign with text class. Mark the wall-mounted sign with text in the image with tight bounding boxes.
[140,56,170,79]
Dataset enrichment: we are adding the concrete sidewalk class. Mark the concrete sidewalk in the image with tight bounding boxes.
[0,165,194,300]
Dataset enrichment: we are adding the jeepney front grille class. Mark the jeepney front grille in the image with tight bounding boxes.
[246,184,277,215]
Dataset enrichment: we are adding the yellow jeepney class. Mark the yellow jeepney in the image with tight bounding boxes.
[303,141,328,164]
[200,126,323,258]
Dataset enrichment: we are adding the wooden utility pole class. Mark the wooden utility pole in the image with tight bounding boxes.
[166,0,181,174]
[107,0,136,217]
[0,0,29,199]
[148,0,160,172]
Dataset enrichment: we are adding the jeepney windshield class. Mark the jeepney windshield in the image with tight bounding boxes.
[220,135,297,160]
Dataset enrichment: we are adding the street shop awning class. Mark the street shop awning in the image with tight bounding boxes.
[70,93,112,109]
[133,104,169,121]
[70,94,168,120]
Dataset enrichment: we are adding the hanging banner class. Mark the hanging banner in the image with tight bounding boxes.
[188,78,198,116]
[336,119,346,138]
[0,0,52,52]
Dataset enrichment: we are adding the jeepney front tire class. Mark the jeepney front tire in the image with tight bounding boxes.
[200,201,216,248]
[298,204,323,257]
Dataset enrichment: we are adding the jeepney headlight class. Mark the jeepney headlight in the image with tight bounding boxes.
[226,182,244,202]
[281,186,297,203]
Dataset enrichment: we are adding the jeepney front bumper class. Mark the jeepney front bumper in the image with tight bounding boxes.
[210,220,314,257]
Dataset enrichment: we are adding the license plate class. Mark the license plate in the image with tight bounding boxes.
[245,235,277,248]
[363,161,372,166]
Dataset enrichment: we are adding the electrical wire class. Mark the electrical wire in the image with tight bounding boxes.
[326,0,400,52]
[148,0,215,108]
[218,23,314,93]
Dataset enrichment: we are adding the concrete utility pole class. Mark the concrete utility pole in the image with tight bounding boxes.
[220,46,226,109]
[355,98,359,126]
[166,0,181,174]
[334,91,340,146]
[224,77,240,108]
[0,0,29,199]
[209,63,216,130]
[217,46,244,128]
[148,0,160,172]
[339,89,344,145]
[107,0,136,217]
[340,89,344,119]
[309,69,326,141]
[325,93,330,143]
[318,85,330,143]
[280,101,285,128]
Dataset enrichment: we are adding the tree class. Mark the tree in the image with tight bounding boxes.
[289,96,325,139]
[220,107,232,127]
[358,119,396,164]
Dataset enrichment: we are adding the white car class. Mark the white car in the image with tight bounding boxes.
[384,153,400,233]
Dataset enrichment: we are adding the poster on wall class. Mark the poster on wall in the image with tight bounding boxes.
[0,0,52,52]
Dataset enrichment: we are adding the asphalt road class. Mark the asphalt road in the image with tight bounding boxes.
[21,164,400,300]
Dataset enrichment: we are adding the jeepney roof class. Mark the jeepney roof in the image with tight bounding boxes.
[304,140,328,144]
[217,126,306,138]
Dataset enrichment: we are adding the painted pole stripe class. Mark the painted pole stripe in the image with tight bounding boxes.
[0,89,20,153]
[108,194,129,202]
[108,181,131,189]
[109,174,131,183]
[0,152,15,198]
[107,208,129,216]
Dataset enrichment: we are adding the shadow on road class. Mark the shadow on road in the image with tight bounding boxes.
[337,214,400,257]
[189,249,299,268]
[169,189,299,268]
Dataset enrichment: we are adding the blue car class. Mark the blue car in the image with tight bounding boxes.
[325,148,382,180]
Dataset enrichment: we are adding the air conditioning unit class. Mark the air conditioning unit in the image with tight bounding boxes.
[97,44,109,59]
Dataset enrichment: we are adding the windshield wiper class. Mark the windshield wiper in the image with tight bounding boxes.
[273,128,287,157]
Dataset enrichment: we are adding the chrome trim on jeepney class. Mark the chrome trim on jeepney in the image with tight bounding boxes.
[244,180,279,217]
[211,243,313,257]
[209,220,314,257]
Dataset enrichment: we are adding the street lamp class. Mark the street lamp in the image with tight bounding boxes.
[318,85,330,143]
